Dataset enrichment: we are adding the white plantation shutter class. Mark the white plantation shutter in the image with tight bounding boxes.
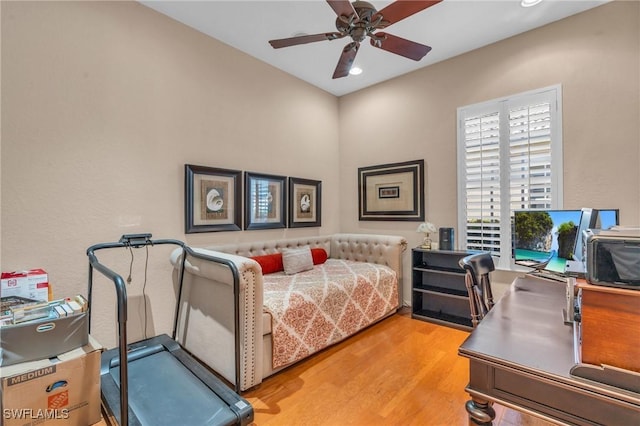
[457,86,562,269]
[509,102,553,211]
[463,112,501,254]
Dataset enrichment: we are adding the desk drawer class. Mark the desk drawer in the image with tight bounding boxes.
[468,361,640,425]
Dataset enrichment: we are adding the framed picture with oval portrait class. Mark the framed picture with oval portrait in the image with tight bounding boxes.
[288,177,321,228]
[185,164,242,233]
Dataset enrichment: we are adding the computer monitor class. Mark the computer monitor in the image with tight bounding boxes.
[513,209,583,274]
[593,209,620,230]
[573,208,620,262]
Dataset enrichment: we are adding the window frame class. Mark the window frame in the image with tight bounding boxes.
[456,84,563,270]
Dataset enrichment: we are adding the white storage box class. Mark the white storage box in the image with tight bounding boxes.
[1,269,49,301]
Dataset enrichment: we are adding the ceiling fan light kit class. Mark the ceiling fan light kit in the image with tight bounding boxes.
[268,0,443,79]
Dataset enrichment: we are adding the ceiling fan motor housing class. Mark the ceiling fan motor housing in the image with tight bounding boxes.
[335,1,388,43]
[352,1,376,21]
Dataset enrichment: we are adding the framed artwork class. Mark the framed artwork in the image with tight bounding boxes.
[184,164,242,233]
[288,177,321,228]
[244,172,287,230]
[358,159,425,221]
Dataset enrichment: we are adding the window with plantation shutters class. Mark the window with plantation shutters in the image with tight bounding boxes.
[457,85,563,269]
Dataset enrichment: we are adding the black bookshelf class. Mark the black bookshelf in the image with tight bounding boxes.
[411,248,473,330]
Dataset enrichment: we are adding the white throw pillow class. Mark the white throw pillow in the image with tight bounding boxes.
[282,247,314,275]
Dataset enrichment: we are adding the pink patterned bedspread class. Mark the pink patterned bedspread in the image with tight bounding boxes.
[263,259,399,369]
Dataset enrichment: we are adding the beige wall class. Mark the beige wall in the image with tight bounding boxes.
[338,0,639,300]
[2,1,638,345]
[1,1,339,346]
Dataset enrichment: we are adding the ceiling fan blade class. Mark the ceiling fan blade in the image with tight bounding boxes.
[374,0,442,26]
[370,32,431,61]
[269,32,345,49]
[326,0,358,20]
[332,42,360,79]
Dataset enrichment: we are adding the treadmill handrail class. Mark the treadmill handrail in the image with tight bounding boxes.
[87,237,243,426]
[87,237,187,333]
[87,238,186,426]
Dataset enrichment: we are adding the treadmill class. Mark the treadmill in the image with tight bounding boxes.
[87,234,253,426]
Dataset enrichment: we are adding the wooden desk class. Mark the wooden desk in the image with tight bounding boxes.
[458,276,640,425]
[576,280,640,373]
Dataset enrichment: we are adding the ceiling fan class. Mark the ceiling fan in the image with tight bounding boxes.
[268,0,443,79]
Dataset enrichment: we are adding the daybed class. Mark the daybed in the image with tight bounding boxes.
[170,233,407,391]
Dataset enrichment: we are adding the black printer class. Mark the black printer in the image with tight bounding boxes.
[583,227,640,289]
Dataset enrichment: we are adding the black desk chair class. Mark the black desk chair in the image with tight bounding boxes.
[459,253,496,328]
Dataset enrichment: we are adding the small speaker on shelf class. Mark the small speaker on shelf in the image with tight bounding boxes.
[439,227,454,251]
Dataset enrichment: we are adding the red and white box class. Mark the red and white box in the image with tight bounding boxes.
[1,269,49,301]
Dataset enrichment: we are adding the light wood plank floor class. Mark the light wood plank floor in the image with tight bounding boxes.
[243,309,554,426]
[97,309,554,426]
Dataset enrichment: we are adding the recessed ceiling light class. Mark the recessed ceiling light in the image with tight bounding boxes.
[521,0,542,7]
[349,67,363,76]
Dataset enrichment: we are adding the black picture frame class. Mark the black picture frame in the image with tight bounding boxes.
[244,172,287,230]
[288,177,322,228]
[185,164,242,233]
[358,159,425,221]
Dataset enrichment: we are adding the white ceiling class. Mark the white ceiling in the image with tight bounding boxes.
[140,0,610,96]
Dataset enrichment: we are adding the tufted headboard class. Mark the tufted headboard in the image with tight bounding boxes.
[205,233,406,294]
[205,233,406,280]
[329,233,406,281]
[204,235,332,258]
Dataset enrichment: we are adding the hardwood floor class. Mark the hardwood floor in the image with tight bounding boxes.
[243,309,554,426]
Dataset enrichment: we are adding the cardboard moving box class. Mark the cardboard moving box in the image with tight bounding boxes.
[0,336,102,426]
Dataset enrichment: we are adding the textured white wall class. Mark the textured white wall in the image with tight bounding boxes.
[338,1,640,303]
[1,1,339,347]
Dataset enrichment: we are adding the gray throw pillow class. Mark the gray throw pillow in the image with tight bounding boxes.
[282,246,314,275]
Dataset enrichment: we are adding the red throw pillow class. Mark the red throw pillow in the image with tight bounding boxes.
[251,248,327,274]
[250,253,284,274]
[311,248,328,265]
